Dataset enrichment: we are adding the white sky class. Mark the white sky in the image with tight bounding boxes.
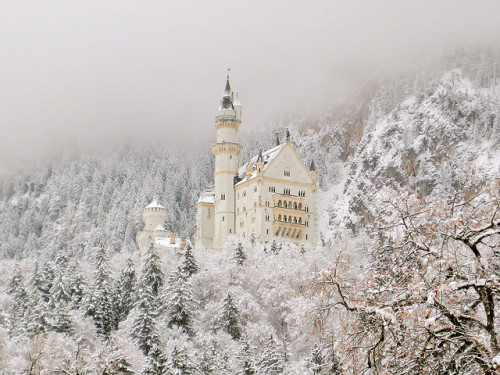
[1,1,499,167]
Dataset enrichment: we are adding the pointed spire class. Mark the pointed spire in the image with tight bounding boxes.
[220,69,233,110]
[309,159,316,171]
[224,69,231,94]
[275,132,280,146]
[256,149,263,163]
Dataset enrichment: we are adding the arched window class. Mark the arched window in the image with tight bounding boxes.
[278,214,282,221]
[278,200,282,207]
[294,202,297,209]
[298,203,302,210]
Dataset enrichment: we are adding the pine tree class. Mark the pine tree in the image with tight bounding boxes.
[179,243,198,278]
[142,344,167,375]
[232,241,246,266]
[39,261,55,302]
[68,265,87,308]
[116,258,137,323]
[236,337,256,375]
[309,344,324,374]
[258,335,285,375]
[249,232,256,245]
[7,264,28,335]
[132,287,161,356]
[166,346,195,375]
[219,293,241,340]
[270,240,278,254]
[25,263,49,335]
[164,269,196,335]
[142,243,164,297]
[87,244,115,336]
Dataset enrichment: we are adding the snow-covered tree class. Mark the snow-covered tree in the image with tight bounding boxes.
[115,258,137,323]
[166,346,195,375]
[258,335,285,374]
[219,293,241,340]
[164,269,197,335]
[179,243,199,278]
[86,244,115,336]
[142,344,167,375]
[312,184,500,374]
[132,286,161,356]
[232,241,246,266]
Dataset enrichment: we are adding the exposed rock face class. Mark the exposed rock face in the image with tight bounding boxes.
[329,69,500,236]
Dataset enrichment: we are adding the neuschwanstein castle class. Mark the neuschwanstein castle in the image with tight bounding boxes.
[136,74,318,254]
[195,75,318,248]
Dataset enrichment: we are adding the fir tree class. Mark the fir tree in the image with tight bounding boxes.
[25,264,49,335]
[219,293,241,340]
[237,337,256,375]
[164,269,196,335]
[132,287,161,356]
[142,344,167,375]
[39,261,55,302]
[166,346,195,375]
[232,241,246,266]
[142,243,164,298]
[309,344,324,374]
[116,258,137,323]
[249,232,255,245]
[179,243,198,278]
[87,244,115,336]
[258,335,285,375]
[270,240,278,254]
[7,264,28,335]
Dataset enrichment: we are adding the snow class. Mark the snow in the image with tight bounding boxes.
[236,143,286,184]
[197,189,215,204]
[155,224,166,231]
[146,199,165,209]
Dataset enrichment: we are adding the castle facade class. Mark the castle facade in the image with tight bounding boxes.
[195,75,318,248]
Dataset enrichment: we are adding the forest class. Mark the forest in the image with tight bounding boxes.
[0,52,499,374]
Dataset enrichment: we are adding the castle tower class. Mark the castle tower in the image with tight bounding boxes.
[136,199,167,257]
[213,73,242,247]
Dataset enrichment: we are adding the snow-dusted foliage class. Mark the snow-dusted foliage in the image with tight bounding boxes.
[0,52,500,373]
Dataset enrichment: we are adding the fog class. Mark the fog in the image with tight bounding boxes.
[1,0,499,168]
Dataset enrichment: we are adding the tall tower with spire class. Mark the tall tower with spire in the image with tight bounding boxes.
[212,72,242,247]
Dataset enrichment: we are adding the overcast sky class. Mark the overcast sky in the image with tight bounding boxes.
[1,1,499,168]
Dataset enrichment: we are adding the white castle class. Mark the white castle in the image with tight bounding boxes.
[195,74,318,248]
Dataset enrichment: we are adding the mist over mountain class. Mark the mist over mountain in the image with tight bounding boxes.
[0,50,499,373]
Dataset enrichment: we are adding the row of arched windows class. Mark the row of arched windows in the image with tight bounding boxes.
[276,200,303,210]
[276,215,303,224]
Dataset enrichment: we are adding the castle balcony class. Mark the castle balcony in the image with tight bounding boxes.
[273,221,305,240]
[272,194,306,211]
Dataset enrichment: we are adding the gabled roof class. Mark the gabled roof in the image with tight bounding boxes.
[237,143,286,179]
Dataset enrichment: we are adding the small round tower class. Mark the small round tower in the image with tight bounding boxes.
[143,200,167,231]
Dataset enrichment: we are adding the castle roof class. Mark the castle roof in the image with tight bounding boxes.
[196,188,215,205]
[155,223,166,231]
[146,199,165,209]
[236,142,287,185]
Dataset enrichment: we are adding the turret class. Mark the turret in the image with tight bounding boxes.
[143,200,167,231]
[213,72,242,247]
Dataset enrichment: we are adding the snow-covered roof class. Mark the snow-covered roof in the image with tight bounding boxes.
[197,188,215,205]
[236,142,287,185]
[155,236,184,248]
[146,199,165,209]
[155,223,166,231]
